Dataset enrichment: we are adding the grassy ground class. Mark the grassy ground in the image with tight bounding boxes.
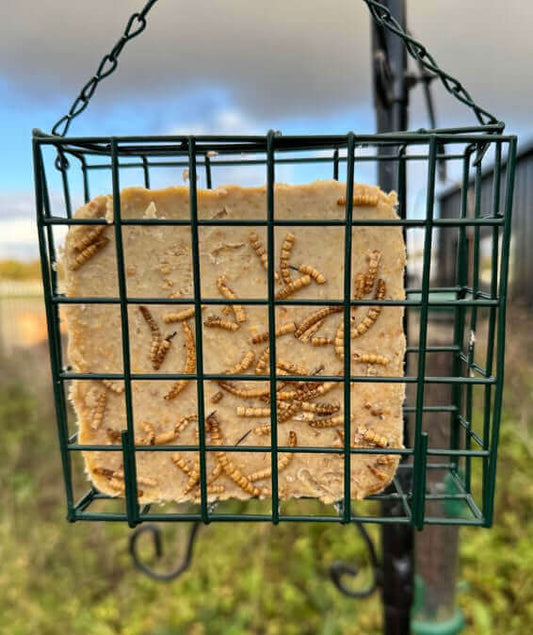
[0,309,531,635]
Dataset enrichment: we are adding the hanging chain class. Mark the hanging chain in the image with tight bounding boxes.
[52,0,500,136]
[363,0,500,128]
[51,0,159,137]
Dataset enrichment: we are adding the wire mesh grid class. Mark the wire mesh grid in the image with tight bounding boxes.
[33,128,517,528]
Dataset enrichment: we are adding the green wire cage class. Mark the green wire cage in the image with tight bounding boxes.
[33,0,517,531]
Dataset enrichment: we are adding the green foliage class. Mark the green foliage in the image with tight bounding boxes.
[0,316,531,635]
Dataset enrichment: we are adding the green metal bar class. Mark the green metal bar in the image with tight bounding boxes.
[42,215,505,228]
[110,138,140,524]
[141,155,150,188]
[187,137,210,523]
[332,147,340,180]
[341,133,356,523]
[484,136,517,525]
[34,139,75,521]
[204,153,212,189]
[56,149,73,219]
[266,130,280,524]
[412,432,429,530]
[121,429,140,527]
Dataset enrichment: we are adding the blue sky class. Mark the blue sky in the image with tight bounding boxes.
[2,0,531,259]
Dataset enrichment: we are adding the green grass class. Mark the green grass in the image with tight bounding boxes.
[0,310,532,635]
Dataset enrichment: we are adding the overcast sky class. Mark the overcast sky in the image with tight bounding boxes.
[1,0,532,259]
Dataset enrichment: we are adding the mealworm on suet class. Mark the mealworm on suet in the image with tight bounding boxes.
[351,279,386,339]
[204,315,239,331]
[275,275,311,299]
[363,250,382,294]
[102,379,124,394]
[90,391,107,430]
[216,275,246,323]
[72,225,107,252]
[294,264,326,284]
[353,351,389,366]
[251,321,296,344]
[163,307,201,323]
[225,350,255,375]
[300,401,340,415]
[311,337,334,347]
[211,390,224,404]
[354,425,389,448]
[218,380,270,399]
[255,346,270,374]
[248,231,279,280]
[253,424,271,436]
[70,236,109,270]
[247,431,297,482]
[237,406,271,418]
[294,306,342,338]
[308,414,350,429]
[153,332,176,370]
[299,318,325,343]
[164,320,196,400]
[208,413,267,497]
[280,232,296,285]
[276,360,309,376]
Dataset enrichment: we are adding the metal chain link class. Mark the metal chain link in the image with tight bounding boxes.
[363,0,500,127]
[52,0,500,136]
[51,0,159,136]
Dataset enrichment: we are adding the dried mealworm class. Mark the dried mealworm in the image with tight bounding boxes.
[175,414,198,437]
[251,321,296,344]
[299,401,340,415]
[225,350,255,375]
[353,272,366,300]
[192,484,226,502]
[218,380,270,399]
[334,319,346,360]
[208,413,266,497]
[351,279,386,339]
[237,406,271,418]
[367,464,389,481]
[275,390,298,401]
[294,306,342,338]
[139,305,162,367]
[153,332,176,370]
[277,400,302,422]
[308,414,350,429]
[255,346,270,374]
[163,307,200,323]
[299,318,325,344]
[353,351,389,366]
[93,466,115,479]
[294,264,326,284]
[90,391,107,430]
[376,455,396,467]
[253,424,271,436]
[204,315,239,331]
[248,231,268,271]
[164,321,196,400]
[247,431,297,482]
[337,187,379,207]
[363,250,382,294]
[275,275,311,299]
[364,402,386,417]
[70,236,109,270]
[113,469,158,488]
[311,337,334,347]
[276,360,309,376]
[354,426,389,448]
[211,391,223,404]
[72,225,107,252]
[102,379,124,394]
[216,275,246,323]
[106,428,121,443]
[171,453,193,476]
[280,232,296,285]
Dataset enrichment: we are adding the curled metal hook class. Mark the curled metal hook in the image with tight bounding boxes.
[129,521,200,582]
[329,522,381,598]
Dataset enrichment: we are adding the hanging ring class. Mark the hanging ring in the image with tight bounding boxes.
[329,522,381,598]
[129,521,201,582]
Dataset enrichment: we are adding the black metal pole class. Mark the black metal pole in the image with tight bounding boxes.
[370,2,414,635]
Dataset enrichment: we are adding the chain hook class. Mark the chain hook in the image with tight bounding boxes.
[329,521,381,598]
[129,521,201,582]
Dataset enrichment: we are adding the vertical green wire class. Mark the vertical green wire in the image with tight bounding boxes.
[188,137,209,523]
[450,148,472,479]
[342,133,355,523]
[80,154,90,203]
[266,130,280,524]
[34,139,75,521]
[57,149,73,219]
[141,155,150,189]
[411,136,437,528]
[110,138,139,527]
[485,137,517,526]
[481,141,502,514]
